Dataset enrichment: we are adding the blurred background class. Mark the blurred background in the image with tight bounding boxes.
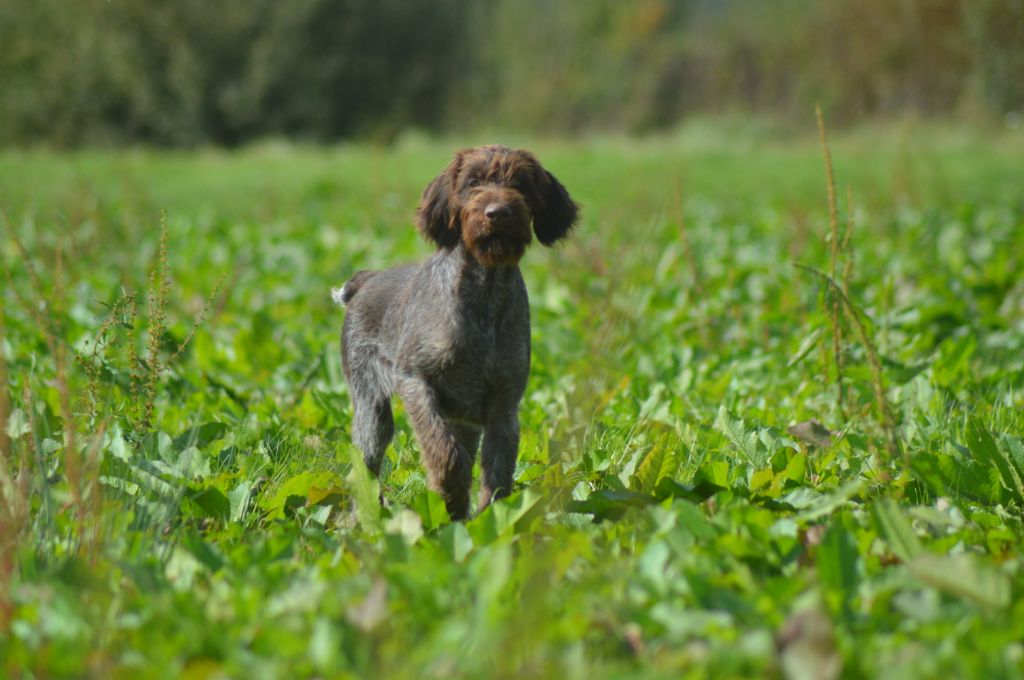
[1,0,1022,147]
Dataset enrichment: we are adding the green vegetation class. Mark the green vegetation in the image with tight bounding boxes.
[2,120,1024,678]
[3,0,1022,145]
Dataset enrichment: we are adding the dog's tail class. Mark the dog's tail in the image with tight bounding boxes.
[330,270,374,307]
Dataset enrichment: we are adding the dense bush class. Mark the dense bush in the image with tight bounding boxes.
[0,0,470,146]
[0,0,1021,146]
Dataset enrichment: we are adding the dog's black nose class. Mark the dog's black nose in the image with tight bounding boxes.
[485,203,513,222]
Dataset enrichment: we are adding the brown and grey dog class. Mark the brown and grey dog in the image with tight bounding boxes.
[332,145,578,520]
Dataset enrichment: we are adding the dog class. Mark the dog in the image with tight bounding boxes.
[332,145,578,520]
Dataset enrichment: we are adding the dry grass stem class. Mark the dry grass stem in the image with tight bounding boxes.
[795,263,899,465]
[169,272,227,363]
[672,176,704,297]
[0,306,26,632]
[76,292,137,424]
[142,215,171,431]
[843,187,856,293]
[816,105,848,418]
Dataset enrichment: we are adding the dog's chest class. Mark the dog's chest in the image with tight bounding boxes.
[446,285,528,363]
[429,295,530,415]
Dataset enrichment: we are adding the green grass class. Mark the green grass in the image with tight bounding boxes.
[2,119,1024,678]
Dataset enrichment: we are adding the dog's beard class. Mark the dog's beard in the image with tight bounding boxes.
[471,233,529,266]
[462,215,531,267]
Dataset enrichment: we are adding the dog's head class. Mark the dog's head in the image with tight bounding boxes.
[415,145,579,267]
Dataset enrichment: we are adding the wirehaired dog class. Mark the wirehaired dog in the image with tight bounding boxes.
[332,145,578,520]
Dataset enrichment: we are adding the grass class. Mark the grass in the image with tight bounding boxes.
[2,117,1024,678]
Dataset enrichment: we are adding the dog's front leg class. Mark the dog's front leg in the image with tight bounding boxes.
[399,377,474,520]
[479,410,519,512]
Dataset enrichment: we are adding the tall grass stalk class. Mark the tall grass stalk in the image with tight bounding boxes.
[816,105,848,418]
[842,187,855,293]
[795,264,900,469]
[2,206,224,575]
[0,304,27,632]
[169,273,226,364]
[1,206,101,555]
[141,216,171,431]
[76,292,137,425]
[672,177,704,297]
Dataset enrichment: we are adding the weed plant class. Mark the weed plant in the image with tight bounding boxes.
[1,120,1024,678]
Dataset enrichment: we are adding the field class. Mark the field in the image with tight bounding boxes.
[2,119,1024,678]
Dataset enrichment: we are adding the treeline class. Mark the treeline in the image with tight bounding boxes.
[1,0,1021,146]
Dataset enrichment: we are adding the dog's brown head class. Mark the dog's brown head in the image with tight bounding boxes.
[415,145,579,267]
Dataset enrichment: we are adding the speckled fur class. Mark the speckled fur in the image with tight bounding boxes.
[335,145,578,519]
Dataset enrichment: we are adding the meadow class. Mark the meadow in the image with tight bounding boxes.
[2,118,1024,678]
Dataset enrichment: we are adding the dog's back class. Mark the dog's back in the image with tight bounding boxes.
[331,270,376,306]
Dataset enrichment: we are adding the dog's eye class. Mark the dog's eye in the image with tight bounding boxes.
[465,177,481,188]
[508,173,533,191]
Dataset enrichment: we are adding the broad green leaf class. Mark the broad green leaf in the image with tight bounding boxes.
[654,477,723,503]
[228,481,251,522]
[345,446,382,534]
[749,467,774,492]
[632,434,678,495]
[412,489,450,531]
[384,509,424,546]
[172,421,228,451]
[966,418,1024,505]
[175,446,211,480]
[780,487,823,510]
[888,360,930,385]
[120,456,183,498]
[694,460,730,488]
[638,540,672,594]
[181,531,226,572]
[436,521,474,563]
[566,488,655,520]
[910,453,951,499]
[911,451,999,503]
[1001,435,1024,470]
[673,499,718,541]
[106,427,132,462]
[306,485,347,508]
[187,485,230,520]
[908,553,1011,609]
[99,476,140,496]
[931,335,975,387]
[793,480,864,523]
[782,452,807,484]
[638,382,674,426]
[142,431,176,463]
[486,488,545,535]
[263,470,345,520]
[869,497,923,562]
[817,522,859,619]
[715,405,768,468]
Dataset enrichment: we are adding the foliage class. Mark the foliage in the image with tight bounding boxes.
[1,0,1023,145]
[0,0,470,146]
[2,121,1024,677]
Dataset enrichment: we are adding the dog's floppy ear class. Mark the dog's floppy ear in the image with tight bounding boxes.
[415,154,462,248]
[531,167,579,246]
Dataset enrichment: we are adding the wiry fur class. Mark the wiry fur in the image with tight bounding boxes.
[335,145,578,519]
